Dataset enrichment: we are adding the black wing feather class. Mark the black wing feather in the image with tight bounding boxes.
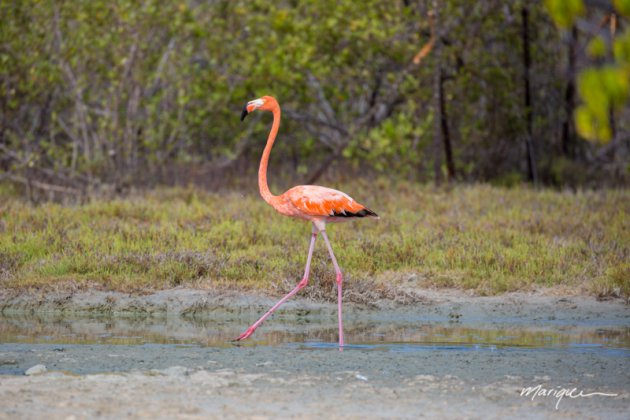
[332,208,379,218]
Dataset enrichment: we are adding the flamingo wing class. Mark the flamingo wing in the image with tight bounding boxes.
[285,185,378,218]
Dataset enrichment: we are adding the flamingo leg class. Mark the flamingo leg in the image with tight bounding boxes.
[320,230,344,347]
[235,231,318,341]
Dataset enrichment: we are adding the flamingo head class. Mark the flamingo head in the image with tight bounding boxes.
[241,96,276,121]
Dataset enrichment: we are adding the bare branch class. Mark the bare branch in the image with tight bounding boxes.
[306,73,340,126]
[1,173,82,195]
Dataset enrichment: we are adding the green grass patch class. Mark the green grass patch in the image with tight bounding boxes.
[1,181,628,299]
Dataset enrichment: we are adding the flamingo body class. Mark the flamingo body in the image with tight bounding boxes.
[273,185,378,223]
[236,95,377,346]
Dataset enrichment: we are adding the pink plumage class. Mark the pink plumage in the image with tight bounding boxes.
[236,96,378,347]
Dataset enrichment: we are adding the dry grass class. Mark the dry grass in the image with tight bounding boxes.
[1,180,628,299]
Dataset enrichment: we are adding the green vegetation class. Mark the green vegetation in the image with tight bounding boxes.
[2,1,628,299]
[2,0,629,199]
[546,0,630,142]
[1,183,627,299]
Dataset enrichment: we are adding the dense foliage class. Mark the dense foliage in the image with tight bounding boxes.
[545,0,630,142]
[1,0,628,200]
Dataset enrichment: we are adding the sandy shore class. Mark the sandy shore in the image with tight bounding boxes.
[1,342,628,419]
[1,288,628,419]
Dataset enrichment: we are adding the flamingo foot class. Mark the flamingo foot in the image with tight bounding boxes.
[234,276,309,342]
[235,326,257,341]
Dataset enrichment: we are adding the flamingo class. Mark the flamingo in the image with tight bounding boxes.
[237,96,378,347]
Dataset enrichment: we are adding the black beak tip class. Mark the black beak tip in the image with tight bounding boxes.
[240,106,248,121]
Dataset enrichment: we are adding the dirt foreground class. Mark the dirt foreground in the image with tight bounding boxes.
[0,288,628,419]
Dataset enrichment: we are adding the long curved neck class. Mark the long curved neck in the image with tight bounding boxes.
[258,104,280,204]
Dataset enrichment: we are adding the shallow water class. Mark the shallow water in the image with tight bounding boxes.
[1,313,628,357]
[1,310,629,419]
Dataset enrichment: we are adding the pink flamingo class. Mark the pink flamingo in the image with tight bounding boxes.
[237,96,378,347]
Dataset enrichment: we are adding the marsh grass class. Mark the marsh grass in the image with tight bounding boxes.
[1,181,628,299]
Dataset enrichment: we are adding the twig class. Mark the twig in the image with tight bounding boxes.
[2,173,81,195]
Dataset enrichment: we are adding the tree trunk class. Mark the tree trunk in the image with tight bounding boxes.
[0,86,7,172]
[432,0,443,186]
[561,25,577,158]
[521,6,538,186]
[439,74,456,181]
[609,107,616,161]
[306,149,340,185]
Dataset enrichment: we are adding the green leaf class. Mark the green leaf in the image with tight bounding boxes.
[544,0,585,28]
[577,68,609,114]
[575,105,611,142]
[614,0,630,16]
[600,66,629,107]
[586,36,607,58]
[613,30,630,64]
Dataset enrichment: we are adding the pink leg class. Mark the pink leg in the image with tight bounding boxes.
[321,231,344,347]
[236,231,318,341]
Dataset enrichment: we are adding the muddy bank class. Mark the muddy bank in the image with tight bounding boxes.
[1,287,628,327]
[1,343,628,419]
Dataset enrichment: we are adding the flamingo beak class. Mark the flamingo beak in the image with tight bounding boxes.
[241,99,264,121]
